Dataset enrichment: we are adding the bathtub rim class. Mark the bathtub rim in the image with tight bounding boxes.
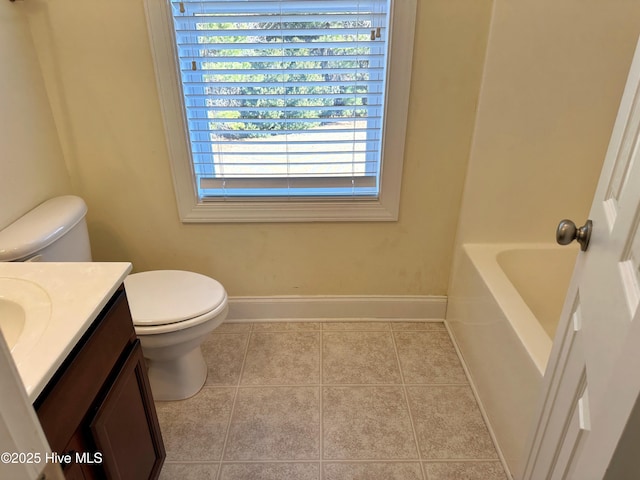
[461,242,575,374]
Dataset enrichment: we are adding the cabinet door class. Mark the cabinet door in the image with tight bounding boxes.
[35,288,136,454]
[90,341,165,480]
[61,432,97,480]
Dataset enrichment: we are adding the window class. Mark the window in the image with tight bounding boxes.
[145,0,416,222]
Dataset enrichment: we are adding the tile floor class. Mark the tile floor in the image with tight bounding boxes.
[155,321,509,480]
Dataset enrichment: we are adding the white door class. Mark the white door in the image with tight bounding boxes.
[521,37,640,480]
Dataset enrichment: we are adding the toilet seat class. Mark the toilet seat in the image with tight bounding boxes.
[132,303,228,336]
[124,270,227,327]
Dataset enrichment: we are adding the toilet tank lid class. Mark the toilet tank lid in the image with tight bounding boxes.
[0,196,88,261]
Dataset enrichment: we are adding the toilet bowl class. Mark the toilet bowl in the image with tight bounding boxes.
[0,195,228,401]
[124,270,228,401]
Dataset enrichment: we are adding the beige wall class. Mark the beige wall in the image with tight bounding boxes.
[455,0,640,247]
[24,0,493,296]
[0,2,70,230]
[6,0,636,297]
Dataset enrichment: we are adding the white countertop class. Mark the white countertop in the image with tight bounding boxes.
[0,262,132,402]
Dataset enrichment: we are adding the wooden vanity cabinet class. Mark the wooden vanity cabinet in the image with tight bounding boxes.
[34,286,165,479]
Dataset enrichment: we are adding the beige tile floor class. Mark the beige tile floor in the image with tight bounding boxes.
[156,321,509,480]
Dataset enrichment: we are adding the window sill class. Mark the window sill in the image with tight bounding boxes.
[177,197,400,223]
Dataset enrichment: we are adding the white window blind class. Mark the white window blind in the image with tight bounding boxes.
[170,0,391,199]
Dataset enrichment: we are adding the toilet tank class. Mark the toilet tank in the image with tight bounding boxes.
[0,196,92,262]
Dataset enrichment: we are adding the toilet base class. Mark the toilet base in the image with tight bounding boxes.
[145,346,208,401]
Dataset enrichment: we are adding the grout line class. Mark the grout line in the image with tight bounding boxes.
[389,326,428,480]
[217,459,422,464]
[422,458,508,463]
[218,382,469,388]
[222,319,446,331]
[240,379,469,385]
[225,318,446,324]
[164,458,505,465]
[219,460,320,464]
[214,323,254,480]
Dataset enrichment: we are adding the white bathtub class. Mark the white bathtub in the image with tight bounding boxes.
[446,243,578,477]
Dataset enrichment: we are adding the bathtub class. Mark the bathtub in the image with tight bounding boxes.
[446,243,578,477]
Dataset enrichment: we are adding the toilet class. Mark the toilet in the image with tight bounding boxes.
[0,195,228,401]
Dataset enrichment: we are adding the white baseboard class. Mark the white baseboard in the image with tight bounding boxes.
[226,295,447,322]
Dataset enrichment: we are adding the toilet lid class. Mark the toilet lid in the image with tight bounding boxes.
[124,270,227,326]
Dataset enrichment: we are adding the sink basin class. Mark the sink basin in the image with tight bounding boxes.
[0,277,51,362]
[0,298,25,349]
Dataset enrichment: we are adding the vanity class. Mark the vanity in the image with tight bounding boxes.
[0,263,165,479]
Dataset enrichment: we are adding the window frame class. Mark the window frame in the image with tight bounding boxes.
[144,0,416,223]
